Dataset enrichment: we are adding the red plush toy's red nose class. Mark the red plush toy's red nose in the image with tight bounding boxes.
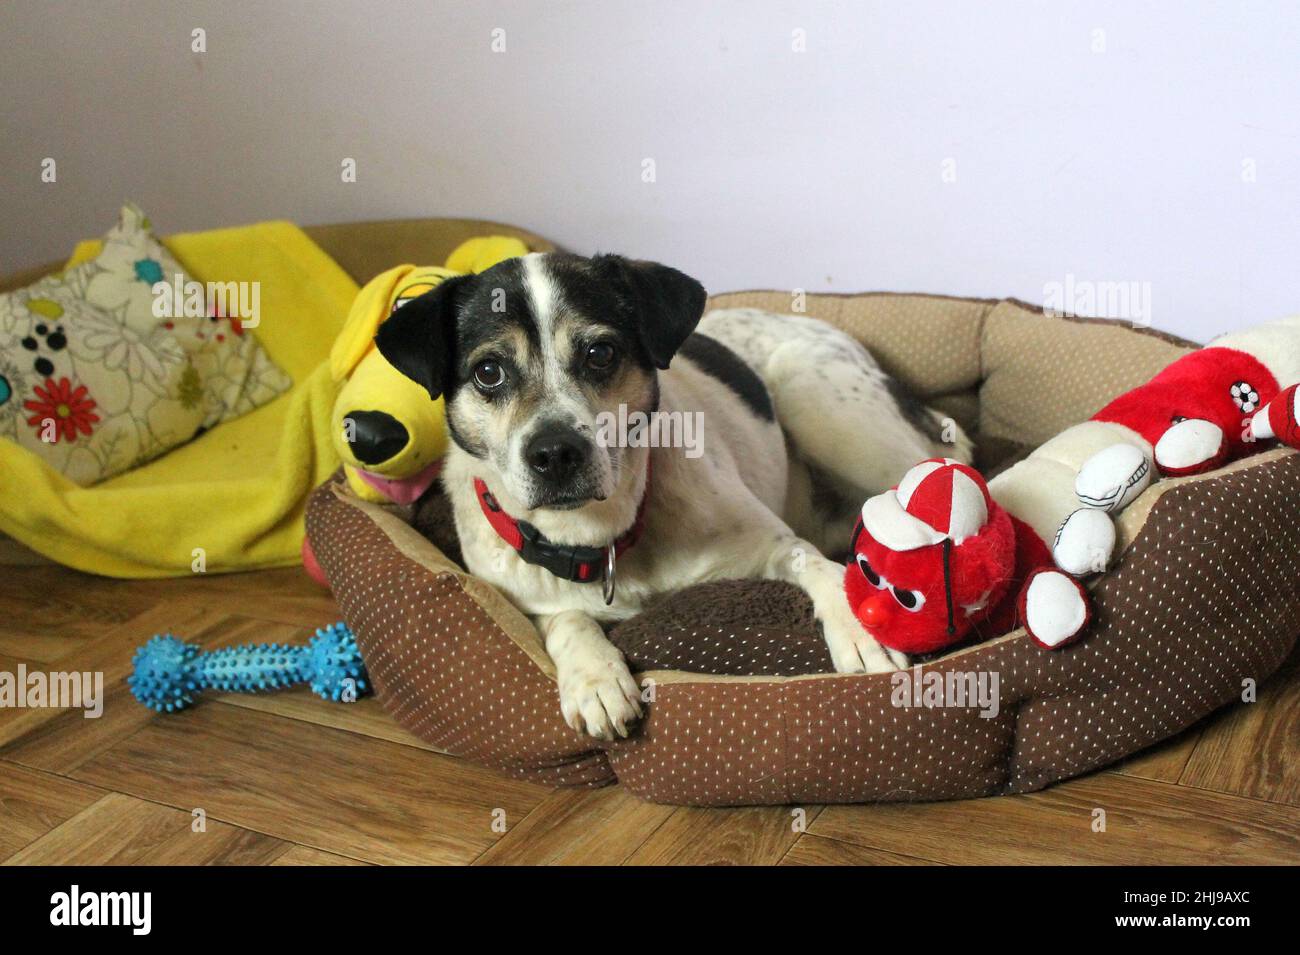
[858,594,891,629]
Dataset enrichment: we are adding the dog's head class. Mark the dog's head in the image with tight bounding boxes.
[375,252,706,511]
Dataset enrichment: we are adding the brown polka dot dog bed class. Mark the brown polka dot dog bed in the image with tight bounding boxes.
[306,294,1300,805]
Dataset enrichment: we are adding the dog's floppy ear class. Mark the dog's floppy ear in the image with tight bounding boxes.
[374,273,470,401]
[597,255,707,369]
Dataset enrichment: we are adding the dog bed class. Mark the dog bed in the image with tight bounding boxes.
[306,293,1300,805]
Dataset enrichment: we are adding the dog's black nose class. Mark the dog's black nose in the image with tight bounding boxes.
[525,425,590,482]
[344,410,409,465]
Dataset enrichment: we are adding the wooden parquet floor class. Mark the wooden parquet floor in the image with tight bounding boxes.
[1,564,1296,865]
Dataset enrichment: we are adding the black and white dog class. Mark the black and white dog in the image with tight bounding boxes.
[377,253,971,740]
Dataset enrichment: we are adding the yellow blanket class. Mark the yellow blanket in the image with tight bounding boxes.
[0,222,358,577]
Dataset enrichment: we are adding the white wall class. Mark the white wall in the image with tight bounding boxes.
[2,0,1297,342]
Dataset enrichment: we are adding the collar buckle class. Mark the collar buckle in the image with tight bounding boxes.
[516,520,605,583]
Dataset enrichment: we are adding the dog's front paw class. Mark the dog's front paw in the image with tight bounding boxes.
[820,604,905,674]
[557,645,643,742]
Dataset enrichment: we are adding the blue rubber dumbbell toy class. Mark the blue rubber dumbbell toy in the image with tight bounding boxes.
[129,621,369,713]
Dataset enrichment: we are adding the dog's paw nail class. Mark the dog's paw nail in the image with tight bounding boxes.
[832,656,867,675]
[559,658,643,742]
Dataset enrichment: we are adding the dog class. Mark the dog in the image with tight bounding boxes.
[376,253,972,740]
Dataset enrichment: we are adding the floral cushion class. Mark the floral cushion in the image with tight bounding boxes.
[0,204,291,484]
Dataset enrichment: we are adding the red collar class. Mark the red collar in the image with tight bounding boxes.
[473,463,650,601]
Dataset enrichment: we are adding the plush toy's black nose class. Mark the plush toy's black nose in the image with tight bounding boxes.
[345,410,409,465]
[525,425,590,483]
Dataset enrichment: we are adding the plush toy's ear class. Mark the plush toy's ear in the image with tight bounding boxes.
[374,274,471,401]
[596,255,707,369]
[331,265,416,383]
[445,235,529,274]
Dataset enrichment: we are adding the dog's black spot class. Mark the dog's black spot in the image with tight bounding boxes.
[450,258,540,373]
[885,375,945,444]
[447,415,488,459]
[545,253,706,371]
[539,254,654,372]
[678,333,774,421]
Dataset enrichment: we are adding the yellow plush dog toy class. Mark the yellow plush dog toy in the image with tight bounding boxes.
[329,236,529,505]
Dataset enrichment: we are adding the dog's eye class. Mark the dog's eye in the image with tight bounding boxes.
[473,360,506,391]
[856,555,884,588]
[891,586,925,612]
[586,341,617,370]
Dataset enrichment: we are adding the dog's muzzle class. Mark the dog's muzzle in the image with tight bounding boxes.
[524,422,592,487]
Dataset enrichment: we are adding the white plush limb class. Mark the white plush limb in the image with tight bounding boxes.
[1153,418,1224,473]
[1074,442,1152,512]
[1252,385,1300,444]
[1021,569,1090,649]
[1053,508,1117,575]
[1252,405,1277,440]
[988,420,1150,547]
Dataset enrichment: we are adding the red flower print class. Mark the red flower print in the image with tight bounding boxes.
[24,377,100,443]
[207,301,245,337]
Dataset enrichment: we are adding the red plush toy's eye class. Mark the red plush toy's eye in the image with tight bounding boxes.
[891,586,925,612]
[856,554,885,589]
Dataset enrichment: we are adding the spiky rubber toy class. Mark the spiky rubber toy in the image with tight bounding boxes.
[129,622,369,713]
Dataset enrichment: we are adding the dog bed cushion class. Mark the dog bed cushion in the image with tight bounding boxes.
[306,294,1300,805]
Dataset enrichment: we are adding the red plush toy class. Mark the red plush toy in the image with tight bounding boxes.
[1093,348,1293,476]
[988,315,1300,577]
[845,458,1091,654]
